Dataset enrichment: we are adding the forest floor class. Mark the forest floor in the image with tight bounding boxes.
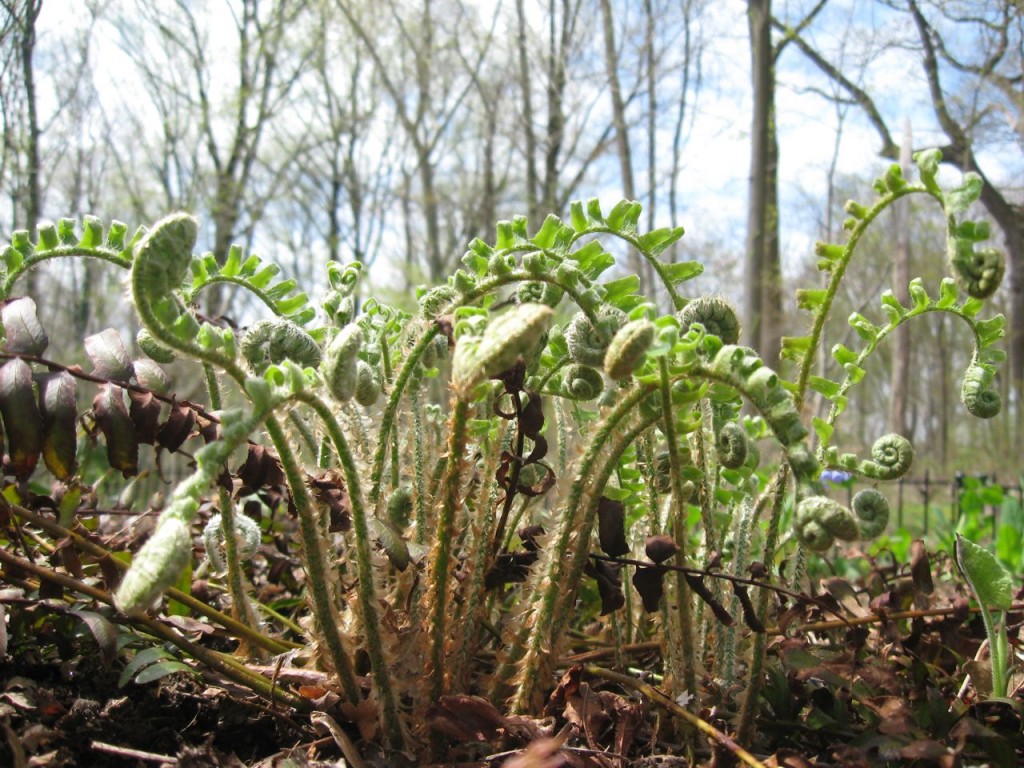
[3,540,1023,768]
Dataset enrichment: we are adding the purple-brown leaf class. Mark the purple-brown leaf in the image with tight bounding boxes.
[39,371,78,480]
[0,358,42,479]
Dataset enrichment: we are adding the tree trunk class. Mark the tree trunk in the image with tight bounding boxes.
[598,0,655,294]
[542,0,568,214]
[745,0,782,364]
[515,0,539,223]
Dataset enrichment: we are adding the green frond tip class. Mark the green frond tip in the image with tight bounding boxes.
[853,488,889,539]
[133,212,199,302]
[604,319,655,380]
[677,297,740,345]
[961,363,1001,419]
[451,303,553,401]
[949,241,1004,300]
[115,517,193,616]
[861,433,914,480]
[795,495,858,552]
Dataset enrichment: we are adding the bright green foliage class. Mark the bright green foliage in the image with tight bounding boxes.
[0,150,1011,757]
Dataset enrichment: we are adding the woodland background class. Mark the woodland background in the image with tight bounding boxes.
[1,0,1022,472]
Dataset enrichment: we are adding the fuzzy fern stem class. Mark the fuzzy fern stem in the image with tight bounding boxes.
[658,358,698,704]
[426,397,471,703]
[298,393,407,752]
[263,415,362,705]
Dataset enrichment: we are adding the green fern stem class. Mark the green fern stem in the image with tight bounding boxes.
[203,363,223,409]
[368,325,442,506]
[1,244,132,299]
[262,415,362,706]
[426,397,471,703]
[794,184,929,408]
[410,374,428,546]
[368,271,600,507]
[215,485,262,651]
[506,384,656,713]
[186,274,297,319]
[297,393,406,752]
[737,465,790,743]
[658,358,698,703]
[820,303,997,448]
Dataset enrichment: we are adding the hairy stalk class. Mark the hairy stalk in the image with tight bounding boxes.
[737,465,789,743]
[410,374,428,546]
[507,385,656,713]
[342,399,372,460]
[426,397,471,703]
[368,326,441,506]
[215,484,262,654]
[659,358,697,704]
[287,410,320,460]
[263,415,362,705]
[298,393,406,751]
[203,363,223,409]
[448,434,504,690]
[718,499,754,685]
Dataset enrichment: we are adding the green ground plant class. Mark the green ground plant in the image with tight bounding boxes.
[0,149,1010,763]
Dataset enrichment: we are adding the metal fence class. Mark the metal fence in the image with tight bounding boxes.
[839,472,1023,538]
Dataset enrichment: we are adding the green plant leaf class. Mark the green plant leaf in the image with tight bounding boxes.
[955,534,1012,611]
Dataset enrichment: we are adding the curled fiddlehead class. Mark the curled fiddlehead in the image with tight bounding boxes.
[321,325,363,402]
[961,362,1001,419]
[355,360,381,407]
[860,433,914,480]
[133,212,198,305]
[677,296,741,344]
[517,280,564,308]
[564,306,627,366]
[604,318,655,380]
[420,285,458,317]
[717,422,749,470]
[949,238,1004,301]
[203,510,262,571]
[241,319,322,373]
[852,488,889,539]
[703,344,808,449]
[560,363,604,401]
[115,515,194,614]
[794,495,859,552]
[323,261,363,326]
[451,303,553,400]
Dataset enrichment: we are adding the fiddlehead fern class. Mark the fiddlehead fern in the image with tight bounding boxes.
[794,495,859,552]
[559,363,605,401]
[604,318,656,380]
[451,303,554,400]
[241,319,322,373]
[717,422,749,470]
[564,306,627,366]
[860,433,914,480]
[949,243,1005,301]
[677,296,741,344]
[852,488,889,539]
[517,279,564,307]
[321,325,362,402]
[961,361,1001,419]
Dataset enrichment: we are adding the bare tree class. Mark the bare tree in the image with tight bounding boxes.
[0,0,42,240]
[777,0,1024,442]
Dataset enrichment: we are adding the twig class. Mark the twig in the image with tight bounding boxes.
[310,711,366,768]
[90,740,178,765]
[583,665,767,768]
